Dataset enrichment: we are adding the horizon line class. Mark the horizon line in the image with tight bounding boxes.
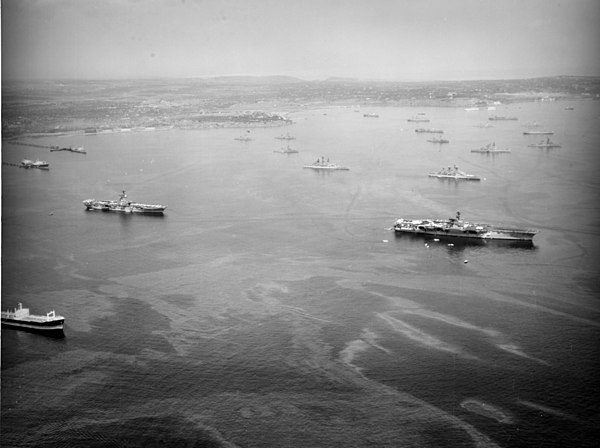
[2,73,600,84]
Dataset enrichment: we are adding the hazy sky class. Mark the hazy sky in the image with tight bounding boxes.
[2,0,599,81]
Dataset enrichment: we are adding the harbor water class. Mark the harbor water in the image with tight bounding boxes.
[2,100,600,447]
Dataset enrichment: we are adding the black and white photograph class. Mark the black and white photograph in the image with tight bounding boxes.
[2,1,599,446]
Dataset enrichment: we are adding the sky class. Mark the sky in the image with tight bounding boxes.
[2,0,599,81]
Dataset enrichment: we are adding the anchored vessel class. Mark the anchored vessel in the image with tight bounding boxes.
[394,212,538,241]
[83,191,166,214]
[528,137,561,148]
[275,133,296,140]
[427,137,450,144]
[470,142,511,153]
[428,165,480,180]
[274,145,299,154]
[416,128,444,133]
[489,115,518,121]
[523,131,553,135]
[407,115,430,122]
[303,156,349,171]
[2,303,64,332]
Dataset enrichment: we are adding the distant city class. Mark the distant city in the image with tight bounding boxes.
[2,75,598,138]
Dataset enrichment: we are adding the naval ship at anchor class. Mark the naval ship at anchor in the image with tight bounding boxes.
[393,211,538,241]
[83,191,166,214]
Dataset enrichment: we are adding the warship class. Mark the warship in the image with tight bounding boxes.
[393,211,538,241]
[426,137,450,144]
[416,128,444,133]
[303,156,349,171]
[528,137,561,148]
[275,133,296,140]
[428,165,480,180]
[83,191,166,214]
[274,145,299,154]
[470,142,511,153]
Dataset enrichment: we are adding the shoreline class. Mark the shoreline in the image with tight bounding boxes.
[1,96,588,142]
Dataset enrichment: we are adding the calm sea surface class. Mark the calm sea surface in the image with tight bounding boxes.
[2,101,600,447]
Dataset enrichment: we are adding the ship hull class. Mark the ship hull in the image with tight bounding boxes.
[303,166,349,171]
[2,317,64,331]
[470,150,511,153]
[84,206,166,214]
[428,174,481,180]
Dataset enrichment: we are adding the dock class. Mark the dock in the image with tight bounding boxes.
[2,162,49,170]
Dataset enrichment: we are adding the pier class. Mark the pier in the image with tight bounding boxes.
[2,162,49,170]
[8,141,85,153]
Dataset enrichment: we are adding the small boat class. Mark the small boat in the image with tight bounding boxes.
[274,145,299,154]
[427,137,450,144]
[303,156,349,171]
[470,142,511,153]
[275,133,295,140]
[393,211,537,241]
[2,303,64,333]
[428,165,481,181]
[83,190,167,214]
[234,136,252,142]
[523,130,553,135]
[488,115,518,121]
[363,113,379,118]
[415,128,443,133]
[528,137,561,148]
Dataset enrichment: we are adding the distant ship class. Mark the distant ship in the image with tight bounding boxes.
[274,145,298,154]
[474,123,493,128]
[50,146,86,154]
[303,156,349,171]
[523,130,553,135]
[528,137,561,148]
[415,128,444,133]
[427,137,450,144]
[428,165,480,180]
[234,136,252,142]
[464,107,479,111]
[470,142,511,153]
[21,159,49,169]
[393,211,537,241]
[83,191,166,214]
[2,303,64,333]
[275,133,295,140]
[407,115,430,122]
[489,115,518,121]
[363,113,379,118]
